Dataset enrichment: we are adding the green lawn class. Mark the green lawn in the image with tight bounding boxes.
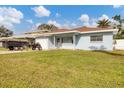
[0,47,8,51]
[0,50,124,88]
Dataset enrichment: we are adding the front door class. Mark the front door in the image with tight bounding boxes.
[56,37,61,48]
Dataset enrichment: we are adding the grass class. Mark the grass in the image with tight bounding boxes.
[0,47,8,51]
[0,50,124,88]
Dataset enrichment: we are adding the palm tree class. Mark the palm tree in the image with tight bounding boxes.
[97,19,111,28]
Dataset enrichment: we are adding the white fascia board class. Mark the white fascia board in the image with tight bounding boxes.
[35,30,79,37]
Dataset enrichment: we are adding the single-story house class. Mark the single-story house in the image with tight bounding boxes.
[25,26,118,51]
[0,37,14,47]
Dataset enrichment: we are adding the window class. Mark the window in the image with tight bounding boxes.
[62,37,73,44]
[90,35,103,42]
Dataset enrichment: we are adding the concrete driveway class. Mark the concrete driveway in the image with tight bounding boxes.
[0,50,28,54]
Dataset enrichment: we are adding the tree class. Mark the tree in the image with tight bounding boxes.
[97,19,111,28]
[0,26,13,37]
[37,24,58,31]
[112,15,124,35]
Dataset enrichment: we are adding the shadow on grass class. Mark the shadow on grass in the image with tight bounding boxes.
[92,50,124,57]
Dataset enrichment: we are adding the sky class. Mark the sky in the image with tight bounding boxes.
[0,5,124,35]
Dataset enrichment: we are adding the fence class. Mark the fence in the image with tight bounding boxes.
[115,39,124,50]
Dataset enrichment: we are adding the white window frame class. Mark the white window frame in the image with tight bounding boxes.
[90,34,103,42]
[62,37,73,44]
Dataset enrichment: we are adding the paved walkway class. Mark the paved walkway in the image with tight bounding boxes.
[0,50,28,54]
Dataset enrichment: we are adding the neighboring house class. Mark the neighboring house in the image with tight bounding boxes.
[0,37,13,47]
[0,37,29,48]
[0,35,35,48]
[25,26,118,50]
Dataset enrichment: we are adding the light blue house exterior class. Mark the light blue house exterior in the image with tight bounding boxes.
[33,27,117,51]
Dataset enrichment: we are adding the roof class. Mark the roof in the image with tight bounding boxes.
[25,30,50,34]
[49,27,114,33]
[0,37,29,42]
[12,34,35,38]
[73,26,113,32]
[25,26,118,36]
[51,29,70,32]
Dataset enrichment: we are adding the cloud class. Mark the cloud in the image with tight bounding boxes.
[113,5,122,8]
[78,14,112,27]
[98,14,109,21]
[26,19,33,24]
[79,14,111,27]
[65,23,78,29]
[55,13,61,17]
[36,21,62,29]
[90,18,98,26]
[79,14,89,22]
[109,18,120,27]
[79,14,90,26]
[36,20,75,29]
[71,23,77,27]
[0,7,23,29]
[47,20,61,28]
[47,20,78,29]
[32,6,51,17]
[36,22,41,27]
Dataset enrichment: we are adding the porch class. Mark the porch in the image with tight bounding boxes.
[52,33,77,49]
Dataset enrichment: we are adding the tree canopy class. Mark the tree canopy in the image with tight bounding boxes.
[112,15,124,35]
[0,26,13,37]
[37,24,58,31]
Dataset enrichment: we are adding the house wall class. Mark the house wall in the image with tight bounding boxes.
[48,36,55,49]
[35,36,48,50]
[0,42,3,47]
[76,32,113,50]
[35,36,56,50]
[0,41,7,48]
